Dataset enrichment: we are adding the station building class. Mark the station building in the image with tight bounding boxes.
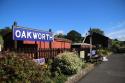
[3,31,71,50]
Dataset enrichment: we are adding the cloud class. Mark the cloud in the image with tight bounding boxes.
[107,29,125,37]
[117,36,125,41]
[110,21,125,30]
[107,29,125,41]
[54,30,64,35]
[106,21,125,41]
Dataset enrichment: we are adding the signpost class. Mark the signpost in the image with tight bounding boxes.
[13,26,53,42]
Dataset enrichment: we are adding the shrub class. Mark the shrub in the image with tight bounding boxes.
[0,52,44,83]
[53,73,67,83]
[97,48,112,57]
[52,52,84,75]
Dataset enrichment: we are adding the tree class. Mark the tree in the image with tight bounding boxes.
[0,27,12,50]
[112,39,120,47]
[67,30,82,43]
[54,33,66,38]
[0,27,12,36]
[91,28,104,35]
[112,39,125,48]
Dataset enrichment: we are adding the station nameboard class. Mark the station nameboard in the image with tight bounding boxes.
[13,27,53,42]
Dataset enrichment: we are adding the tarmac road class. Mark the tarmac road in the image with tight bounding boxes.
[78,53,125,83]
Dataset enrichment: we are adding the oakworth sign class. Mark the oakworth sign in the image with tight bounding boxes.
[13,26,53,42]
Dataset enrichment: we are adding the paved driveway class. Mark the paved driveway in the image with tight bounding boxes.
[78,53,125,83]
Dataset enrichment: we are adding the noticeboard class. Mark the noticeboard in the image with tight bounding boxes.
[80,51,85,58]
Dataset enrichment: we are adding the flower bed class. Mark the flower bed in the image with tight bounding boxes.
[0,52,95,83]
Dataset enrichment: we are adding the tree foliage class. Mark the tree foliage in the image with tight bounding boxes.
[0,27,12,37]
[111,39,125,48]
[67,30,82,43]
[54,33,66,38]
[91,28,104,35]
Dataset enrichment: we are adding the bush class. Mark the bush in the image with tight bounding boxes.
[52,52,84,75]
[53,73,67,83]
[0,52,44,83]
[97,48,112,57]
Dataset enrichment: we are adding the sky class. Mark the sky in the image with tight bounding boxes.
[0,0,125,41]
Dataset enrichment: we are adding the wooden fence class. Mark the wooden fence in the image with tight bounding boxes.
[11,48,71,59]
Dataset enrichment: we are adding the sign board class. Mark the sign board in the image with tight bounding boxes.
[13,27,53,42]
[80,51,85,58]
[33,58,45,65]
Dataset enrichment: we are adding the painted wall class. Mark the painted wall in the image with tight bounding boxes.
[23,39,71,49]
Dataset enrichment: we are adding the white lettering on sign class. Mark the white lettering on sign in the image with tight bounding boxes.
[42,34,45,40]
[46,34,49,40]
[15,30,21,38]
[27,32,32,38]
[21,31,26,38]
[37,33,41,39]
[33,32,37,39]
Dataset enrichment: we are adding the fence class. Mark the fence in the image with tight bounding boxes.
[10,48,71,59]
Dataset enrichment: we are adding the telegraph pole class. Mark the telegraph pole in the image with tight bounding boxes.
[89,28,92,58]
